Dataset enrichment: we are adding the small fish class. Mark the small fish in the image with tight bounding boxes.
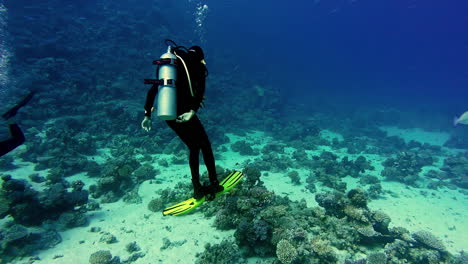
[453,111,468,126]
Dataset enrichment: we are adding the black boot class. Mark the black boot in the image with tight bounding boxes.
[192,181,205,200]
[208,174,224,193]
[205,179,224,201]
[209,179,224,193]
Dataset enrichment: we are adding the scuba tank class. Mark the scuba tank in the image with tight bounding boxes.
[156,46,178,120]
[144,40,198,120]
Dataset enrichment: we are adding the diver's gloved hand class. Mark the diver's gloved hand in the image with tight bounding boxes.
[141,116,152,131]
[176,110,196,123]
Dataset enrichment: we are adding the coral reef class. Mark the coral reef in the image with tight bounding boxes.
[381,151,434,185]
[195,239,246,264]
[195,174,454,263]
[125,242,141,253]
[231,140,258,156]
[444,129,468,149]
[1,175,89,226]
[440,152,468,189]
[0,222,62,263]
[366,252,387,264]
[306,152,375,192]
[412,230,447,253]
[89,250,120,264]
[276,239,298,264]
[287,171,301,185]
[89,157,153,203]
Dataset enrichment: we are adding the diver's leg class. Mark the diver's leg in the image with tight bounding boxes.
[0,123,25,157]
[189,116,218,181]
[166,120,204,199]
[188,145,205,199]
[190,117,223,197]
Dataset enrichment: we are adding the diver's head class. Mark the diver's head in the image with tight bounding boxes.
[189,46,205,63]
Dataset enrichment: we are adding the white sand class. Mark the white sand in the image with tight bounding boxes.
[3,128,467,264]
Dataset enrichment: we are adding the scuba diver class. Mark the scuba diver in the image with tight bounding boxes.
[0,91,35,157]
[141,40,223,200]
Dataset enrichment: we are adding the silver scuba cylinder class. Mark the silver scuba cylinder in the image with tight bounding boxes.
[156,46,177,120]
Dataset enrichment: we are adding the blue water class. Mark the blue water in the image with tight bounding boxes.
[206,0,468,111]
[1,0,467,263]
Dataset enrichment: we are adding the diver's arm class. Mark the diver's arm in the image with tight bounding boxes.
[144,84,158,117]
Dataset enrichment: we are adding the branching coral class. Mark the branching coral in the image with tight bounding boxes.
[276,239,298,264]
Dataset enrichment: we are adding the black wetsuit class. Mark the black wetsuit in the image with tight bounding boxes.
[144,50,217,188]
[0,123,25,157]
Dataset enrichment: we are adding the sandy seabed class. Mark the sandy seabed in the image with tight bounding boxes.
[4,127,467,264]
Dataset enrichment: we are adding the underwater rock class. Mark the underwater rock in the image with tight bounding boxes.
[125,242,141,253]
[57,211,89,229]
[3,224,29,242]
[28,173,46,183]
[100,233,118,244]
[122,252,145,264]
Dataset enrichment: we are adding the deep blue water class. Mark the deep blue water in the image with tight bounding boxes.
[205,0,468,111]
[2,0,467,112]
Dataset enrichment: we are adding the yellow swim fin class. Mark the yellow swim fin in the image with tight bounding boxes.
[162,170,244,216]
